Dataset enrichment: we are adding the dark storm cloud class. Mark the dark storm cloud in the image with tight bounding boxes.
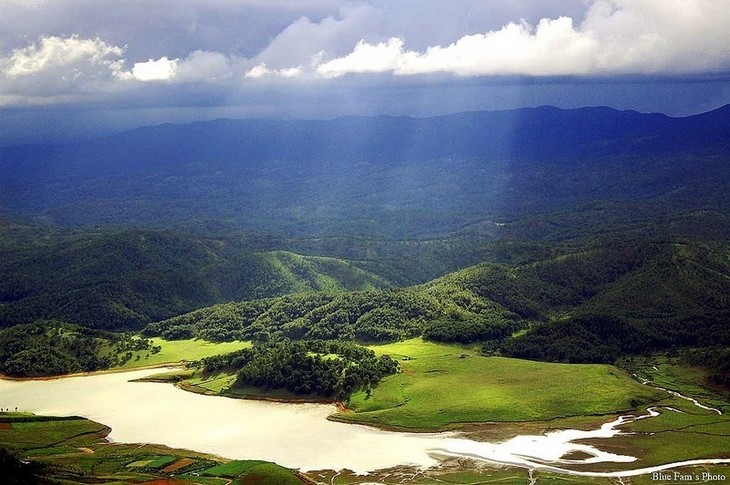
[0,0,729,144]
[0,0,341,59]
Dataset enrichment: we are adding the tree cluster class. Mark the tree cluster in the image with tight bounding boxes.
[200,340,398,399]
[0,321,159,377]
[146,290,437,343]
[681,347,730,388]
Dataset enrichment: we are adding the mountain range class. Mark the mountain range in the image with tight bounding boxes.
[1,105,728,237]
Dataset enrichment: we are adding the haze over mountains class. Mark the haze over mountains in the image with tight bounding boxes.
[1,105,729,237]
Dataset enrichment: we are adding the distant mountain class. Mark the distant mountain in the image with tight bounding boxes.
[1,105,728,237]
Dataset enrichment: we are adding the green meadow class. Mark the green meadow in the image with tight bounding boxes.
[622,353,730,414]
[111,337,251,369]
[334,339,662,429]
[202,459,302,484]
[582,356,730,475]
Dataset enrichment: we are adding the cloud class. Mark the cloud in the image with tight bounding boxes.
[175,50,236,82]
[252,4,380,69]
[3,35,124,78]
[0,35,128,95]
[0,36,182,99]
[317,38,406,78]
[316,18,598,77]
[244,63,303,79]
[315,0,730,78]
[580,0,730,72]
[0,0,343,60]
[131,56,179,81]
[0,37,246,101]
[244,63,271,79]
[1,0,729,111]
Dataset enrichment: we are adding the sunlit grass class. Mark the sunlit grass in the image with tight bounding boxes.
[335,338,661,429]
[111,337,251,369]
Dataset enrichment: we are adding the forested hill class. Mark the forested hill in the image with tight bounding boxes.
[0,220,391,330]
[1,104,728,382]
[1,105,728,236]
[145,238,730,365]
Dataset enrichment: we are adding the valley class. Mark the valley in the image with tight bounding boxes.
[1,105,729,483]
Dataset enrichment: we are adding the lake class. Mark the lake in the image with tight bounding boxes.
[0,368,446,472]
[1,368,727,476]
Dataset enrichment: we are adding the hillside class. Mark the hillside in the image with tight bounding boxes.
[144,238,730,367]
[1,105,728,380]
[0,221,390,330]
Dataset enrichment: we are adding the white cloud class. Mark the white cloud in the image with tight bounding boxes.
[1,1,729,109]
[244,62,303,79]
[315,0,730,78]
[245,63,271,78]
[131,56,179,81]
[175,50,236,82]
[0,37,246,102]
[1,35,126,80]
[317,38,406,78]
[253,4,380,69]
[580,0,730,73]
[278,66,303,78]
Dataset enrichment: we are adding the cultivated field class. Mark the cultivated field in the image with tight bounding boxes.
[0,413,303,483]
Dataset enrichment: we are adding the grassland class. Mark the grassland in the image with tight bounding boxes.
[333,339,662,429]
[621,353,730,413]
[574,355,730,478]
[202,459,303,483]
[110,337,251,369]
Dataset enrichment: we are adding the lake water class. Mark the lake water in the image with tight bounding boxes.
[0,368,446,472]
[1,368,727,476]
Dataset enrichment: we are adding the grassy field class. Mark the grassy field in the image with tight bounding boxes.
[621,353,730,413]
[112,337,251,369]
[334,339,662,429]
[202,459,303,483]
[578,355,730,477]
[575,394,730,479]
[0,415,108,449]
[183,371,237,393]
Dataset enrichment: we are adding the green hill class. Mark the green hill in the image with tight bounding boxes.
[0,221,391,330]
[144,238,730,369]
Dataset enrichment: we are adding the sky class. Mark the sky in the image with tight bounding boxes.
[1,0,729,144]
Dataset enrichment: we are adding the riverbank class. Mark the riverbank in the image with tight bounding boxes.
[147,339,663,432]
[0,412,305,484]
[0,361,184,382]
[2,365,729,482]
